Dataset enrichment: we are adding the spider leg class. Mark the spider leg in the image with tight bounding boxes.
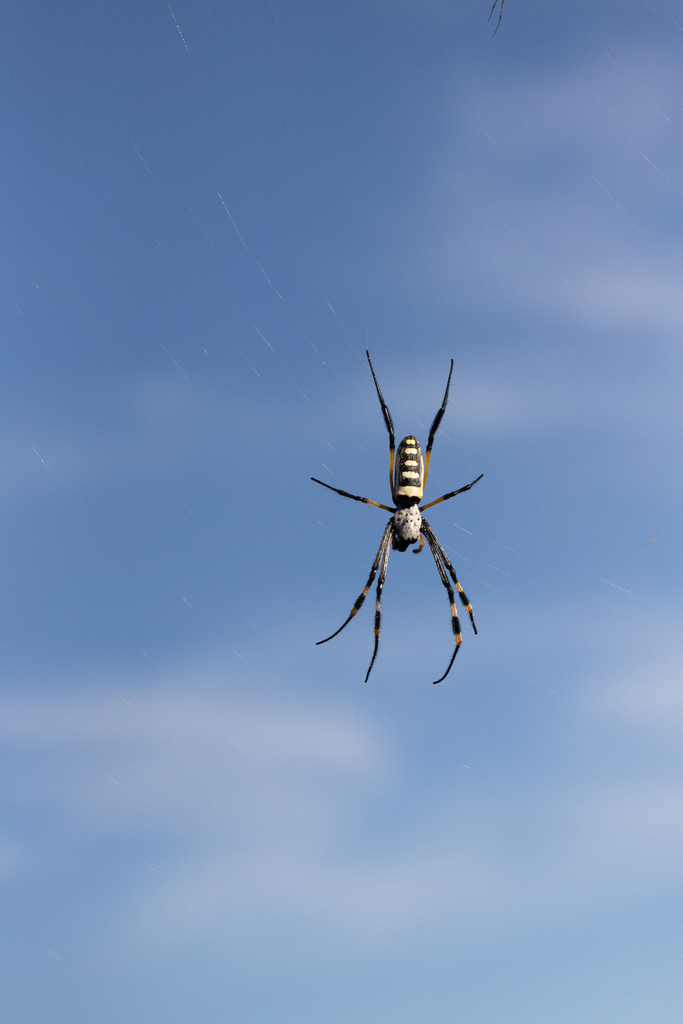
[365,528,392,682]
[422,519,477,634]
[419,473,484,511]
[311,477,394,512]
[316,522,394,646]
[488,0,504,35]
[366,351,396,502]
[423,358,454,487]
[421,526,462,684]
[413,534,425,554]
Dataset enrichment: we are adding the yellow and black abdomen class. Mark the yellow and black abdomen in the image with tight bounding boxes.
[394,436,424,506]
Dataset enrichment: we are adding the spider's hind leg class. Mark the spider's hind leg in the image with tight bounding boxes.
[366,351,397,503]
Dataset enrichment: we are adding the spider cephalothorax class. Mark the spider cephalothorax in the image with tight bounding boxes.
[312,351,483,684]
[393,504,422,552]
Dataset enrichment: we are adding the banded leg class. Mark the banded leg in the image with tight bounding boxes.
[366,351,396,502]
[421,528,462,684]
[422,519,477,634]
[311,477,394,512]
[420,473,484,512]
[365,530,391,682]
[316,522,394,645]
[424,358,454,487]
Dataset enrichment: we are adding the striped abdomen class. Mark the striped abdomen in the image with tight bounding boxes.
[394,435,424,506]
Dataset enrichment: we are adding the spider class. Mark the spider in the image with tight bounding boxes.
[312,351,483,684]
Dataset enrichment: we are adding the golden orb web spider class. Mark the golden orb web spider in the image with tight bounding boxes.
[312,351,483,685]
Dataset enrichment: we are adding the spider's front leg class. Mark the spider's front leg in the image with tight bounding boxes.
[316,521,394,645]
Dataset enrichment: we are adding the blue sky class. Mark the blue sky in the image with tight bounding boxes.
[3,0,683,1020]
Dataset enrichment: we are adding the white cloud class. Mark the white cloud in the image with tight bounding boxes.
[6,657,683,953]
[595,651,683,727]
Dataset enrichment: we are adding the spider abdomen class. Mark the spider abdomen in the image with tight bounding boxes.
[393,505,422,551]
[394,435,424,505]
